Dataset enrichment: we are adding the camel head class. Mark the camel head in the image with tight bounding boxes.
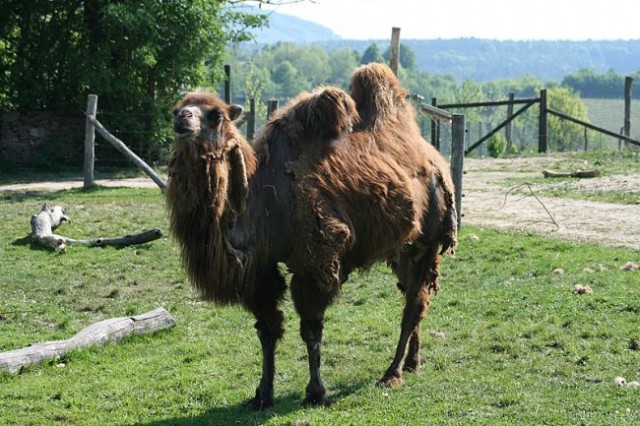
[172,92,243,150]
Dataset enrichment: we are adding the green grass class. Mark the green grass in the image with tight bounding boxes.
[1,186,640,425]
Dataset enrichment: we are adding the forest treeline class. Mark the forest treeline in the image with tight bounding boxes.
[229,41,640,105]
[317,38,640,84]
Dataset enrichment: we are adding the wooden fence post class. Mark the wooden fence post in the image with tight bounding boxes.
[84,94,98,189]
[538,89,548,153]
[390,27,401,76]
[247,98,256,140]
[430,98,440,149]
[451,114,465,227]
[506,92,514,152]
[584,127,589,152]
[624,76,632,149]
[267,100,279,119]
[224,65,231,104]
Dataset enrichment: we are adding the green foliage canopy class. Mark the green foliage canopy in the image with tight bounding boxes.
[562,68,638,99]
[0,0,267,158]
[547,86,591,151]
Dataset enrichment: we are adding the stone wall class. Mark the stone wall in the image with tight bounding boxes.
[0,110,85,170]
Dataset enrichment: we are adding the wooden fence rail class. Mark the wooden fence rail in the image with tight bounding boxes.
[84,94,166,190]
[432,84,640,154]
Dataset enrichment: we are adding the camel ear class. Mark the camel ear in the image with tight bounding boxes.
[229,104,243,122]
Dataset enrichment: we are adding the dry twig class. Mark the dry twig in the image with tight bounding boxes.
[502,183,560,230]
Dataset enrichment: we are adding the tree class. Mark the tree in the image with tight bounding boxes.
[0,0,270,161]
[272,61,307,98]
[262,42,331,90]
[547,86,590,152]
[383,43,418,71]
[562,68,625,99]
[328,48,360,89]
[360,43,384,65]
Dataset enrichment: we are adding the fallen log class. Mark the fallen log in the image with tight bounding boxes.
[542,169,601,179]
[30,204,163,250]
[0,307,176,374]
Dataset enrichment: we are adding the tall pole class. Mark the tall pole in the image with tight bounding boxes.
[267,100,279,119]
[247,98,256,141]
[84,94,98,189]
[451,114,465,227]
[224,65,231,104]
[624,76,632,149]
[431,98,439,149]
[390,27,401,76]
[506,92,514,153]
[538,89,548,153]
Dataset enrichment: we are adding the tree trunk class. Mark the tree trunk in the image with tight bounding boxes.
[30,204,163,250]
[0,307,176,374]
[542,169,601,179]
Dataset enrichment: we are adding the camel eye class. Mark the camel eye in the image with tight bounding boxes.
[208,109,223,125]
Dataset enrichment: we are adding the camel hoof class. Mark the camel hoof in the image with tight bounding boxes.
[403,359,421,373]
[302,382,330,407]
[247,389,274,411]
[302,395,332,408]
[376,375,404,388]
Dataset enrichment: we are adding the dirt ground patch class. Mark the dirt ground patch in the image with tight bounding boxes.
[462,156,640,249]
[1,156,638,249]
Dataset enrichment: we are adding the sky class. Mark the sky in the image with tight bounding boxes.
[259,0,639,41]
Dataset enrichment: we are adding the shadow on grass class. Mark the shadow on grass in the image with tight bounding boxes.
[10,235,55,252]
[133,380,369,426]
[0,185,114,203]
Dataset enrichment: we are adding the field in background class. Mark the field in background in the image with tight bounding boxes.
[584,98,640,145]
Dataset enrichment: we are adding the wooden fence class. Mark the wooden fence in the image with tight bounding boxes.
[83,95,166,189]
[431,84,640,155]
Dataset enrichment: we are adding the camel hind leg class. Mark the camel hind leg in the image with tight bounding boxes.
[394,282,424,373]
[377,247,438,387]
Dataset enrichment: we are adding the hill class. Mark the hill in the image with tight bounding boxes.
[319,38,640,82]
[247,8,340,43]
[251,10,640,82]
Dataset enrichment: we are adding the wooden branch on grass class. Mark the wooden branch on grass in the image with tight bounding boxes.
[0,307,176,374]
[502,183,560,230]
[31,204,163,251]
[542,169,601,179]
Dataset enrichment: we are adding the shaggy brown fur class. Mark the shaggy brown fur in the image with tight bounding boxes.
[350,63,457,255]
[167,68,457,409]
[167,92,257,304]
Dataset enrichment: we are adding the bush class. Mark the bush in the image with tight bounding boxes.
[488,133,507,158]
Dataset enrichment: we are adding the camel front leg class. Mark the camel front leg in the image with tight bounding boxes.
[247,269,287,410]
[249,310,284,410]
[300,318,331,406]
[291,273,337,407]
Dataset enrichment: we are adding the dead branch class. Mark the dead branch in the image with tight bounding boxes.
[502,183,560,230]
[0,307,175,374]
[542,169,601,179]
[30,204,163,251]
